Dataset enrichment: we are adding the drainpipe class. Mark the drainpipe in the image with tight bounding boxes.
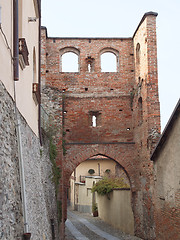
[13,0,19,81]
[38,0,42,145]
[13,0,29,234]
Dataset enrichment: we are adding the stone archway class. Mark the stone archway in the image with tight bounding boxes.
[63,143,137,189]
[61,143,140,235]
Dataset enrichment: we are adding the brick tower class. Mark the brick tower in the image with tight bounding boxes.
[41,12,161,239]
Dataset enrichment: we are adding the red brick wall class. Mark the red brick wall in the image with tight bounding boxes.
[154,198,180,240]
[41,12,161,239]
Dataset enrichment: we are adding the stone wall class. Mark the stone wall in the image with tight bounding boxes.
[0,80,59,240]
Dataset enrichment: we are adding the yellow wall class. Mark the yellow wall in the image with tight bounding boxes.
[75,158,116,182]
[97,190,134,235]
[71,176,101,213]
[69,158,116,209]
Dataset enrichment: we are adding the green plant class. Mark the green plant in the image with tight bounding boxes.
[49,138,61,196]
[88,169,95,175]
[45,117,59,139]
[91,177,130,199]
[40,149,43,157]
[49,138,62,224]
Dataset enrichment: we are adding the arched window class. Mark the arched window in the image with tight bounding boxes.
[101,52,117,72]
[100,48,119,72]
[138,97,143,125]
[136,43,140,65]
[60,47,80,73]
[62,52,79,72]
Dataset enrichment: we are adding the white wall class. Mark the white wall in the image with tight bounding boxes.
[0,0,40,136]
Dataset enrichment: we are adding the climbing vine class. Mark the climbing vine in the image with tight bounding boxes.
[45,118,62,224]
[49,138,61,196]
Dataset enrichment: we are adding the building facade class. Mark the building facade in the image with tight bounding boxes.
[41,12,161,239]
[0,1,58,239]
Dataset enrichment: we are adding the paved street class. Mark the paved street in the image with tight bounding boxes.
[65,209,142,240]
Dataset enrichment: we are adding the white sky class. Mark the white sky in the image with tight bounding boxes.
[41,0,180,131]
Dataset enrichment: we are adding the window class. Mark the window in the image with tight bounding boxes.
[89,111,101,127]
[60,47,80,72]
[85,56,94,72]
[138,97,143,125]
[92,115,97,127]
[61,52,78,72]
[101,52,117,72]
[88,63,91,72]
[100,48,119,72]
[136,43,140,65]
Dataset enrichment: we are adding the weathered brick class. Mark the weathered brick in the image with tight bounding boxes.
[41,12,162,240]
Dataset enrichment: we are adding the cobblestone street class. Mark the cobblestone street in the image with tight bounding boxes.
[65,209,142,240]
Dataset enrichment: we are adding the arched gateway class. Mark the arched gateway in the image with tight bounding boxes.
[41,12,161,240]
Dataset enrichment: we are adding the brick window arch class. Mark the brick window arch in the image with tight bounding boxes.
[136,43,140,65]
[100,48,119,72]
[138,97,143,125]
[136,43,141,80]
[60,47,80,72]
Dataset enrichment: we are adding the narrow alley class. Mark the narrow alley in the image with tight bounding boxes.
[65,209,142,240]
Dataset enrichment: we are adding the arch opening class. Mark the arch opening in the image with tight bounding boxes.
[66,153,135,235]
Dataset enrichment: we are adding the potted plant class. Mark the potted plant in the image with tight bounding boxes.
[23,233,31,240]
[92,203,98,217]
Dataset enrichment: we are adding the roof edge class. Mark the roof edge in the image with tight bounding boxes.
[133,11,158,39]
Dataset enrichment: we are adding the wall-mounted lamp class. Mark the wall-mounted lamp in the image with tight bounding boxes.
[28,17,37,22]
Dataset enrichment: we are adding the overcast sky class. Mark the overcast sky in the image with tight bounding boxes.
[41,0,180,132]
